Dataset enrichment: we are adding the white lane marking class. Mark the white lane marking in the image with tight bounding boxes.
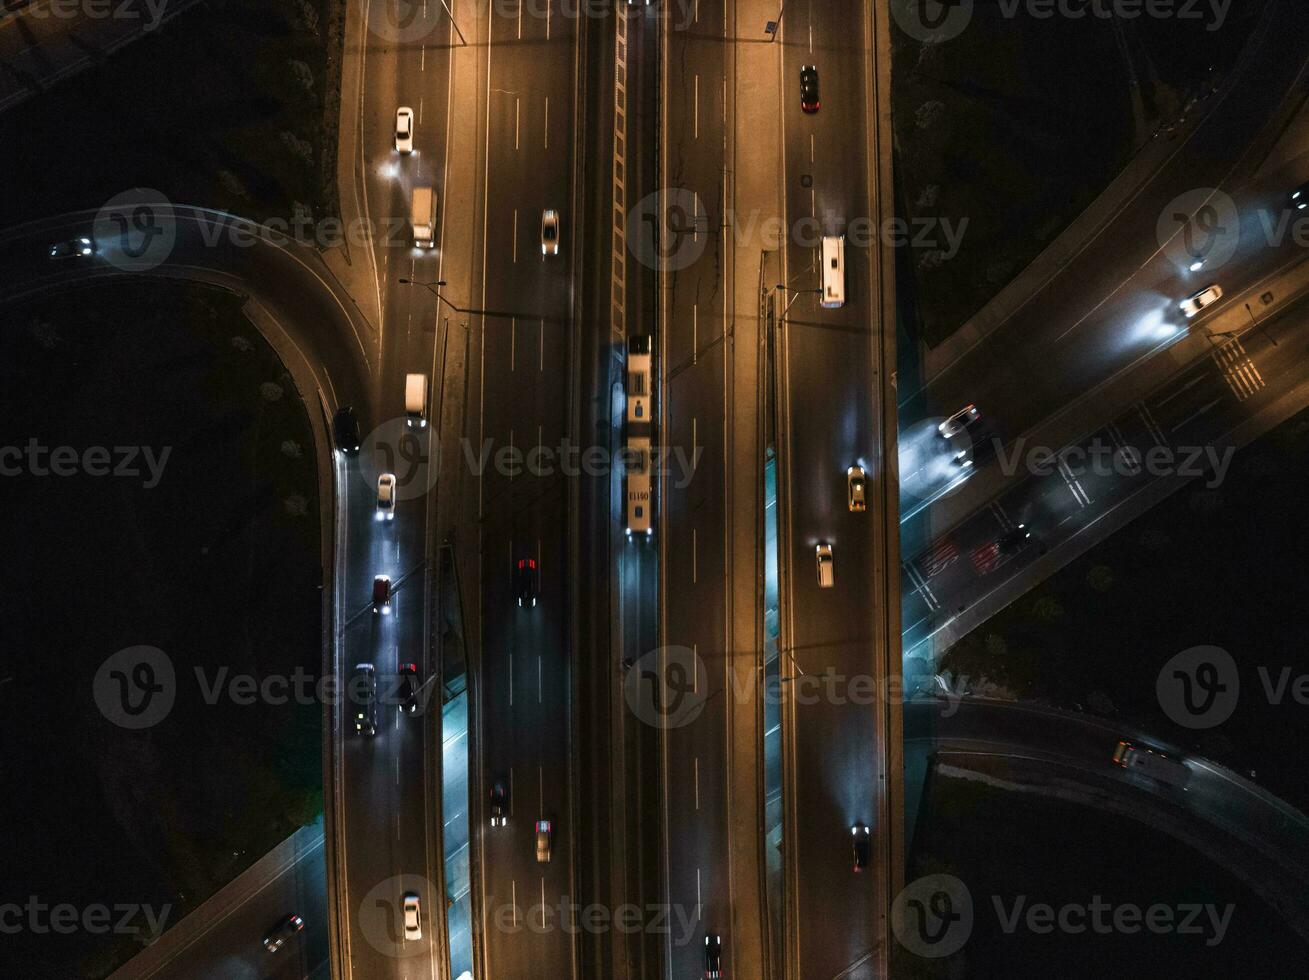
[693,303,698,362]
[694,757,699,810]
[810,133,815,164]
[513,208,519,263]
[694,74,699,139]
[517,0,523,38]
[1173,396,1224,434]
[515,96,521,150]
[545,96,550,149]
[696,868,701,921]
[421,44,426,71]
[540,879,547,928]
[511,879,518,927]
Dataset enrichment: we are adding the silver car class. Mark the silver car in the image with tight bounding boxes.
[541,209,560,256]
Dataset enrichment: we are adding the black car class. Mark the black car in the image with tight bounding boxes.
[1292,180,1309,210]
[704,933,722,978]
[353,664,377,736]
[800,66,819,113]
[372,575,392,614]
[262,913,304,953]
[398,662,420,715]
[998,525,1031,556]
[49,236,94,259]
[514,557,539,608]
[334,406,361,455]
[851,824,871,872]
[490,780,508,827]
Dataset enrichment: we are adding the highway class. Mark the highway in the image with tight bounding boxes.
[467,1,581,978]
[899,1,1309,565]
[658,0,741,975]
[773,1,896,977]
[903,274,1309,661]
[332,1,454,976]
[908,697,1309,938]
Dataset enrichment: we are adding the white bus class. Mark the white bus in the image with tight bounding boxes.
[820,235,845,309]
[626,334,652,426]
[625,436,652,537]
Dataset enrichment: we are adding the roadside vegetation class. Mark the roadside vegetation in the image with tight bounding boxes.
[0,0,346,227]
[0,281,322,978]
[892,1,1268,346]
[903,772,1304,974]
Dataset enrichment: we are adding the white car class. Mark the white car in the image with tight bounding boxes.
[938,404,979,438]
[816,543,834,588]
[402,892,421,940]
[1180,284,1222,318]
[541,209,560,256]
[376,473,396,521]
[394,107,414,154]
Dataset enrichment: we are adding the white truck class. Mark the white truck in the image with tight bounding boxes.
[404,373,428,429]
[411,186,436,249]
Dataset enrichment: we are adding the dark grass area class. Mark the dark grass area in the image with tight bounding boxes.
[896,772,1307,977]
[891,2,1267,347]
[941,404,1309,815]
[0,280,322,978]
[0,0,345,229]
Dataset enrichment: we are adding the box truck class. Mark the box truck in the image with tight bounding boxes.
[411,186,436,249]
[405,373,428,428]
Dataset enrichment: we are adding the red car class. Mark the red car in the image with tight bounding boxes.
[372,575,392,614]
